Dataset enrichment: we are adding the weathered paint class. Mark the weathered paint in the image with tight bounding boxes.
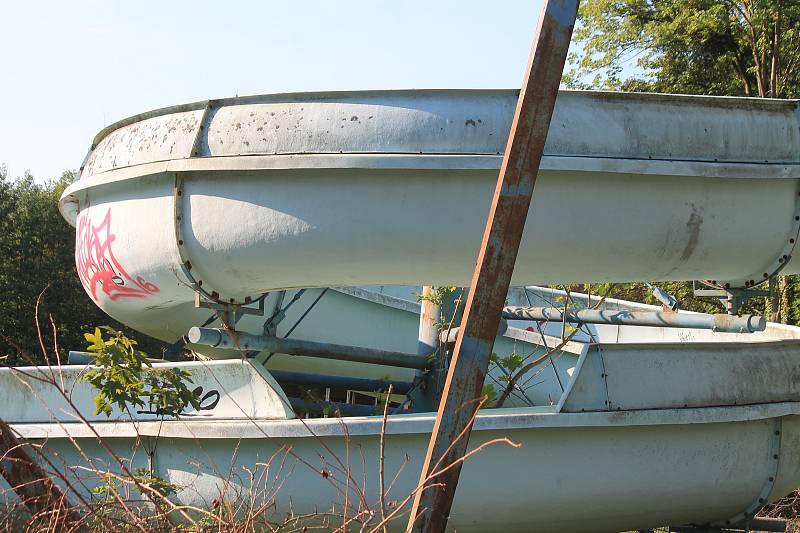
[5,408,800,532]
[591,340,800,411]
[56,94,800,346]
[3,325,800,530]
[70,91,800,187]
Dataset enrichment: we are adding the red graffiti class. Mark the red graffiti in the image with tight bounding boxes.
[75,208,159,302]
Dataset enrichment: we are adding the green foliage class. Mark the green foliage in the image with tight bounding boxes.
[90,467,180,527]
[566,0,800,98]
[481,383,497,407]
[484,352,525,407]
[491,351,525,375]
[90,468,179,500]
[591,281,775,318]
[0,167,166,365]
[129,468,180,498]
[414,286,457,306]
[82,327,200,417]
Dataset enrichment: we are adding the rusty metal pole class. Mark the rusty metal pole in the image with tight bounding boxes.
[406,2,579,531]
[0,417,79,524]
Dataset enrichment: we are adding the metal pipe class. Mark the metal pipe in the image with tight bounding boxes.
[188,327,429,370]
[271,370,413,394]
[501,307,766,333]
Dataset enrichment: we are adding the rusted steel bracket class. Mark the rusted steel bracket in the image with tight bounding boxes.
[406,2,579,532]
[0,417,80,525]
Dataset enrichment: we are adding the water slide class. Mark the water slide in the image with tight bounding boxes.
[29,90,800,530]
[59,90,800,346]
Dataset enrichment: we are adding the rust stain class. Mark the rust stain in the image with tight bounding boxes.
[680,210,703,261]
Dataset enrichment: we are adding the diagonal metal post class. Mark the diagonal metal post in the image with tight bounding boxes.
[406,2,579,531]
[0,417,80,526]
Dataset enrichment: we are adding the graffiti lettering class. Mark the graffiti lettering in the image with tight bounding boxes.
[75,208,160,302]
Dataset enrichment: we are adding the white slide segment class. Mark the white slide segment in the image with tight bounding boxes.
[59,89,800,344]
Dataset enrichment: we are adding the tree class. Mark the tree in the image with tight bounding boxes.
[565,0,800,98]
[0,167,165,365]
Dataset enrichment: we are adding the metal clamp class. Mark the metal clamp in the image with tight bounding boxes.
[194,292,265,326]
[692,281,770,315]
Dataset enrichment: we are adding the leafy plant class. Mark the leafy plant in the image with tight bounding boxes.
[82,327,200,417]
[565,0,800,98]
[414,286,456,306]
[89,467,181,531]
[91,467,178,499]
[481,383,497,407]
[129,468,180,498]
[491,352,525,376]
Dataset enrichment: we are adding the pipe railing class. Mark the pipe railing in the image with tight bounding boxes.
[500,306,766,333]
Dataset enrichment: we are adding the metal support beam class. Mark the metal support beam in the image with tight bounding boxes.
[188,327,430,370]
[501,306,767,333]
[693,281,771,316]
[406,2,579,531]
[0,417,79,525]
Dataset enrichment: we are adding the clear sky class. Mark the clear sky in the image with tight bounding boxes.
[0,0,547,180]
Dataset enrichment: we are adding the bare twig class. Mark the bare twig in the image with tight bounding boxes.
[378,384,393,533]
